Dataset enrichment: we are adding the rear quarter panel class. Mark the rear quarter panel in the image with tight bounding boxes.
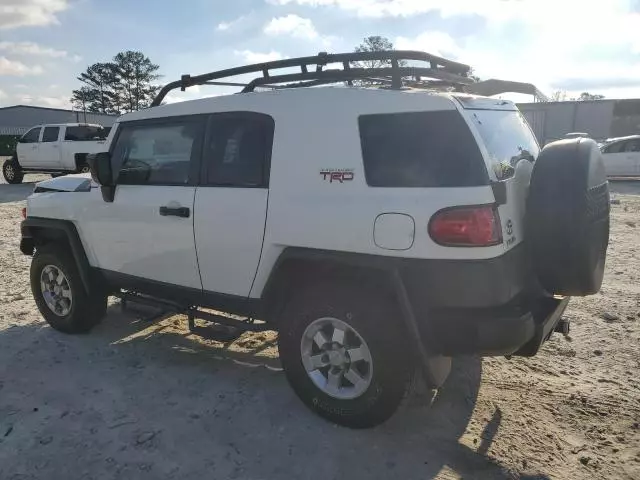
[250,91,501,298]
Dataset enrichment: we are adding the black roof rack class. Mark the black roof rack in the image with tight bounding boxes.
[151,50,473,107]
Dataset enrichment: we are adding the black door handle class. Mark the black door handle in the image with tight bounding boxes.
[159,206,190,218]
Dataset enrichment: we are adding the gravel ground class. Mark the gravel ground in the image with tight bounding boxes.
[0,174,638,480]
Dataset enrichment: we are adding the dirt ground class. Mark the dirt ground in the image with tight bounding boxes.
[0,173,639,480]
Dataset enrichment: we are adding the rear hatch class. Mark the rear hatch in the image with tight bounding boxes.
[454,96,540,252]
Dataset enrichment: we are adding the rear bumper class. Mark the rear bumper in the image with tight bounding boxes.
[398,243,570,356]
[424,296,569,356]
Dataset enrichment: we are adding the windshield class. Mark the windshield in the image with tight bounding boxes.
[468,110,540,180]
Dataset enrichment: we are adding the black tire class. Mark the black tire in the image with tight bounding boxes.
[30,245,107,334]
[2,157,24,184]
[527,138,610,296]
[278,282,412,428]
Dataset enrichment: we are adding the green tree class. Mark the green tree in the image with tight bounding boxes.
[578,92,605,101]
[112,51,161,112]
[71,51,161,115]
[354,36,400,69]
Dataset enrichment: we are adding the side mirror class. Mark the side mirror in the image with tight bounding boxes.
[87,152,112,185]
[87,152,115,202]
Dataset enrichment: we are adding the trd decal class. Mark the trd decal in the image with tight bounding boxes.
[320,169,354,183]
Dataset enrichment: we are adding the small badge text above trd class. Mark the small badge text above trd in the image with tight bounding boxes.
[320,169,354,183]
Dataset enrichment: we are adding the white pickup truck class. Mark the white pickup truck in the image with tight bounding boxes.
[2,123,109,184]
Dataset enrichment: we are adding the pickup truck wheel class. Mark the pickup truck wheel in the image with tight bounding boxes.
[278,282,412,428]
[2,157,24,184]
[30,245,107,334]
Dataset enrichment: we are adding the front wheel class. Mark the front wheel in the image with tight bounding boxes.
[30,245,107,334]
[278,282,413,428]
[2,157,24,184]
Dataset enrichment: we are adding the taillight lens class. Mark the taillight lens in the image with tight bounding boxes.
[21,207,27,219]
[429,205,502,247]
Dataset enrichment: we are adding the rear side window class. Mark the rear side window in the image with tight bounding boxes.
[359,111,487,187]
[203,113,274,187]
[65,126,106,141]
[42,127,60,142]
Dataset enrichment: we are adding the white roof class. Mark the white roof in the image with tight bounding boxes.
[119,87,481,123]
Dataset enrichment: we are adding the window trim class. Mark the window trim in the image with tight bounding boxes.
[110,115,207,187]
[200,111,275,189]
[42,126,60,143]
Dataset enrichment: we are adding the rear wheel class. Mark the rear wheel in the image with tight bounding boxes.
[3,157,24,184]
[30,245,107,334]
[278,282,412,428]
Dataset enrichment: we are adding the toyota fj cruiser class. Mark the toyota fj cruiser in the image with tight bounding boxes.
[19,51,610,428]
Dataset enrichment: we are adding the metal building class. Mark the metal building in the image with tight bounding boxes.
[0,105,118,136]
[517,99,640,145]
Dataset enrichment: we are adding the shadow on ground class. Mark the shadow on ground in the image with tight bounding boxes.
[0,304,552,480]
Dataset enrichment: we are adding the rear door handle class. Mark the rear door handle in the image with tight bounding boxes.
[159,206,190,218]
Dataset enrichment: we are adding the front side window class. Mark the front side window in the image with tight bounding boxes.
[602,141,625,154]
[359,110,487,187]
[113,120,203,185]
[204,114,274,187]
[42,127,60,143]
[21,127,41,143]
[65,126,107,141]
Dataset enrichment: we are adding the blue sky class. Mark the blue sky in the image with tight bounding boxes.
[2,0,640,108]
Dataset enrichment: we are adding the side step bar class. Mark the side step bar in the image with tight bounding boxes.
[116,291,273,341]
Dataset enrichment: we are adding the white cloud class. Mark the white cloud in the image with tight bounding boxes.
[217,15,247,31]
[264,14,318,40]
[0,56,43,76]
[0,88,6,100]
[0,41,69,58]
[0,0,69,29]
[19,94,70,109]
[235,50,287,63]
[395,32,460,58]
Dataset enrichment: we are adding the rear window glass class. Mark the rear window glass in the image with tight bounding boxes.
[359,111,487,187]
[65,126,107,141]
[468,110,539,180]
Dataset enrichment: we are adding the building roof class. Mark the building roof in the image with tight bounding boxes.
[0,104,118,117]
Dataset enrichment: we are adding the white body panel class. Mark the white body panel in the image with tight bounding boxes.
[602,152,638,176]
[77,185,201,289]
[194,188,268,296]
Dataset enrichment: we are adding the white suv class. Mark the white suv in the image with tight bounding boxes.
[19,51,610,428]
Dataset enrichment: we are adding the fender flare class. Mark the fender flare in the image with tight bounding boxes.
[21,217,94,293]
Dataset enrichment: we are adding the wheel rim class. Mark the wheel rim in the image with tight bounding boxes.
[40,265,73,316]
[5,164,14,180]
[300,317,373,400]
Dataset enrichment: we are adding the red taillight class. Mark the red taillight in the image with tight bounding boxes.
[21,207,27,219]
[429,205,502,247]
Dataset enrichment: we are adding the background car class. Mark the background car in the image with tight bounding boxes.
[599,135,640,177]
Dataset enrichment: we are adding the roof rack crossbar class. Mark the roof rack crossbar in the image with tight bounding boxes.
[240,67,473,93]
[152,50,471,106]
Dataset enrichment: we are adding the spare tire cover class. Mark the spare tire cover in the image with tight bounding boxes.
[527,138,610,296]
